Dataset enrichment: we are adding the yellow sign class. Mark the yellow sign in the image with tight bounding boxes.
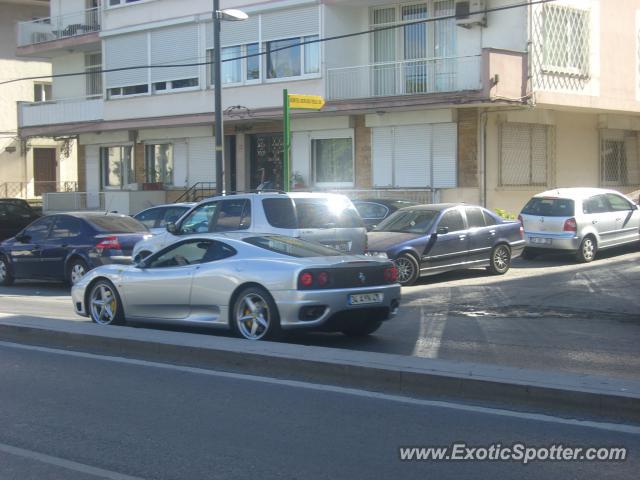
[288,94,325,110]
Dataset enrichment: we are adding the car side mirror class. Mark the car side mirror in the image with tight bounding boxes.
[632,204,639,211]
[166,222,178,234]
[134,256,148,269]
[436,226,449,235]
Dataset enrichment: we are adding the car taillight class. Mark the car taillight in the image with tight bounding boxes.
[384,265,398,283]
[96,236,121,250]
[563,218,577,232]
[517,215,524,238]
[299,272,314,288]
[317,271,330,287]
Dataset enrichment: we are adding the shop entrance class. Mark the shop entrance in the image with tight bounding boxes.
[248,133,284,190]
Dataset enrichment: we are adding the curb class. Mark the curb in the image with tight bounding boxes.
[0,317,639,424]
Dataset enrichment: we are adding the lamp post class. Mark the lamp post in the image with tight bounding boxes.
[213,1,247,195]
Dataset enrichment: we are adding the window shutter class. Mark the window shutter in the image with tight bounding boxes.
[188,137,216,185]
[500,124,531,186]
[394,125,431,188]
[86,146,101,208]
[172,142,188,187]
[205,16,259,48]
[372,127,393,187]
[530,125,548,185]
[262,6,319,41]
[104,32,148,88]
[432,123,457,188]
[150,24,200,83]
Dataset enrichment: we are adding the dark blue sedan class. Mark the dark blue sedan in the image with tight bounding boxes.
[0,212,150,286]
[366,203,525,286]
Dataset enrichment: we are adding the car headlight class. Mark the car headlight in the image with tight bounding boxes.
[364,251,388,259]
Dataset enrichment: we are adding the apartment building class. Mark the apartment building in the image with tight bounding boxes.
[14,0,640,214]
[1,0,76,202]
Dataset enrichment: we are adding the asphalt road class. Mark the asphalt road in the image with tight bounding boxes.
[0,246,639,380]
[0,342,638,480]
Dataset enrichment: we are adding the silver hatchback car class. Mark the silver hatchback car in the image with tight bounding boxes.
[519,188,640,262]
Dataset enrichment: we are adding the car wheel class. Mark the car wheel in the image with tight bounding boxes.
[487,244,511,275]
[88,280,125,326]
[341,320,382,337]
[521,247,538,260]
[0,255,14,286]
[67,258,89,286]
[394,253,419,286]
[576,236,597,263]
[232,286,280,341]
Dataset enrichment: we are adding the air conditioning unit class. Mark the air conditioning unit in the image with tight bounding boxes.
[455,0,487,28]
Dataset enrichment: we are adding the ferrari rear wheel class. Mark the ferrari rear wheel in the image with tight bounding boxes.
[232,286,281,341]
[88,280,125,326]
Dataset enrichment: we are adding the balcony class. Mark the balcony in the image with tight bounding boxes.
[326,55,482,101]
[17,7,100,47]
[19,97,104,129]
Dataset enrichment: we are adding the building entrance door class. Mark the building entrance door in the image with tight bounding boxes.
[33,148,57,196]
[249,133,284,190]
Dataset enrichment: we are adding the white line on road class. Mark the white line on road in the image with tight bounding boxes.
[2,340,639,436]
[0,442,145,480]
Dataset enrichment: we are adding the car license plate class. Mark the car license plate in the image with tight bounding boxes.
[530,237,552,245]
[349,293,384,305]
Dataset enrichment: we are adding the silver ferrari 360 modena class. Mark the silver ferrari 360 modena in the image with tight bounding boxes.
[71,233,401,340]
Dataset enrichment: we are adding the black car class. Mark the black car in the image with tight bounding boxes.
[0,200,40,241]
[352,199,418,230]
[0,212,149,286]
[366,203,525,286]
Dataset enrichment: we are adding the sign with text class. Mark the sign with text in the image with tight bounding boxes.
[288,94,325,110]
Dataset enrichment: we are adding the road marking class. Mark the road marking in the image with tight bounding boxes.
[0,442,144,480]
[1,340,639,436]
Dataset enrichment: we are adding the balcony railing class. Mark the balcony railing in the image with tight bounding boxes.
[326,55,482,101]
[19,97,104,128]
[17,7,100,47]
[1,181,78,199]
[44,192,105,213]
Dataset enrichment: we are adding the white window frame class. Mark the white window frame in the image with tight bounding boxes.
[85,52,103,98]
[107,84,150,99]
[541,4,590,78]
[264,34,321,84]
[33,82,52,103]
[207,43,262,88]
[100,144,135,190]
[310,130,355,188]
[152,78,200,94]
[106,0,151,9]
[144,142,174,187]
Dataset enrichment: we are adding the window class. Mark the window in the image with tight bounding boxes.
[375,209,439,234]
[179,202,219,234]
[294,198,363,228]
[23,217,54,242]
[108,0,143,6]
[500,123,552,187]
[208,43,261,86]
[145,144,173,186]
[263,198,297,229]
[541,4,589,77]
[153,78,198,93]
[522,197,575,217]
[147,240,236,268]
[87,216,148,233]
[134,208,162,228]
[161,207,190,227]
[266,35,319,79]
[34,82,52,102]
[85,53,102,97]
[312,138,354,187]
[51,216,83,238]
[582,195,608,215]
[465,207,486,228]
[214,199,251,232]
[606,194,633,212]
[354,202,388,220]
[244,236,343,258]
[483,210,498,226]
[600,131,640,187]
[100,146,134,189]
[108,84,149,98]
[438,209,465,233]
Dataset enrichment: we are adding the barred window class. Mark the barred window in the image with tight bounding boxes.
[600,131,640,187]
[541,4,589,77]
[500,123,552,187]
[85,53,102,98]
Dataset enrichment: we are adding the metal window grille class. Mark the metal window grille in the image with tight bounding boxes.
[500,123,553,187]
[600,131,640,187]
[85,52,102,97]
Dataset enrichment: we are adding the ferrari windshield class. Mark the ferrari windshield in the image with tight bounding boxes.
[243,235,345,258]
[374,209,439,234]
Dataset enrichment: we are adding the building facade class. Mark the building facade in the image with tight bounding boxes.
[14,0,640,214]
[1,0,76,202]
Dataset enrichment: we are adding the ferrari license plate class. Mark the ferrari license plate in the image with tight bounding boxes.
[348,293,384,305]
[530,237,552,245]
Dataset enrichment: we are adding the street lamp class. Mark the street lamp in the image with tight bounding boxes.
[213,1,248,195]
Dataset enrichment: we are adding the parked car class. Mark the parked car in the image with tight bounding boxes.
[133,202,195,235]
[519,188,640,263]
[366,203,525,286]
[0,200,40,241]
[352,199,419,230]
[0,212,150,286]
[132,192,366,261]
[73,234,401,340]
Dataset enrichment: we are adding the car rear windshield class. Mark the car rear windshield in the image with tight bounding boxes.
[374,209,439,234]
[244,235,344,258]
[262,197,364,229]
[521,198,575,217]
[86,216,149,233]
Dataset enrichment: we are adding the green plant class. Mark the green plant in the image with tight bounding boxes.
[495,208,517,220]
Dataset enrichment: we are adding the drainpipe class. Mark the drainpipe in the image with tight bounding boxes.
[480,108,488,208]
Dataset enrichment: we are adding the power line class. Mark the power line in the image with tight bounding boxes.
[0,0,554,87]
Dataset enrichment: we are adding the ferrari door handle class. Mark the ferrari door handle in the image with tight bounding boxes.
[592,220,598,224]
